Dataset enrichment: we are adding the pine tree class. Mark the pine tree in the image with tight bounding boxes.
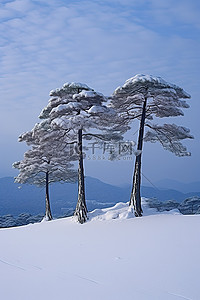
[13,121,77,221]
[39,82,125,223]
[111,74,193,217]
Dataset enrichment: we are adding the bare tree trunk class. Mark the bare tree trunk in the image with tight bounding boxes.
[129,97,147,216]
[74,128,87,223]
[45,171,53,220]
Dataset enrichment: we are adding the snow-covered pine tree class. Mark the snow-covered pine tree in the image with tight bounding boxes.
[13,121,77,221]
[111,74,193,217]
[39,82,125,223]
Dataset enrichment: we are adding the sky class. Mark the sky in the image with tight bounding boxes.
[0,0,199,186]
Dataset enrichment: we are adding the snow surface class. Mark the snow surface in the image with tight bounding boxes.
[63,82,92,90]
[73,90,97,99]
[49,83,92,95]
[114,74,191,98]
[87,105,109,114]
[51,102,81,113]
[0,199,200,300]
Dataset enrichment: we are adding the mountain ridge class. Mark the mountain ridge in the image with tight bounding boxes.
[0,176,200,216]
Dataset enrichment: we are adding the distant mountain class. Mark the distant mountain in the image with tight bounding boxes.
[0,177,130,216]
[152,179,200,193]
[0,177,76,216]
[0,177,200,217]
[141,186,200,202]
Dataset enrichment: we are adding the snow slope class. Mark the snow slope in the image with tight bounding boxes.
[0,200,200,300]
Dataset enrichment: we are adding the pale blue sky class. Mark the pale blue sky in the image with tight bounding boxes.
[0,0,199,185]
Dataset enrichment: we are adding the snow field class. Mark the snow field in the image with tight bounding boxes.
[0,201,200,300]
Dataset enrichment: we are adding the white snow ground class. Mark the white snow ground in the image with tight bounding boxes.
[0,199,200,300]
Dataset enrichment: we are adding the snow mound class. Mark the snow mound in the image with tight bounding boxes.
[88,198,180,221]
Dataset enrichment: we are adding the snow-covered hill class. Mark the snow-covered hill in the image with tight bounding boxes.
[0,200,200,300]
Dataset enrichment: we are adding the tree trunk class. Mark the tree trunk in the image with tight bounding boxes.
[45,171,53,220]
[129,97,147,217]
[74,128,87,223]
